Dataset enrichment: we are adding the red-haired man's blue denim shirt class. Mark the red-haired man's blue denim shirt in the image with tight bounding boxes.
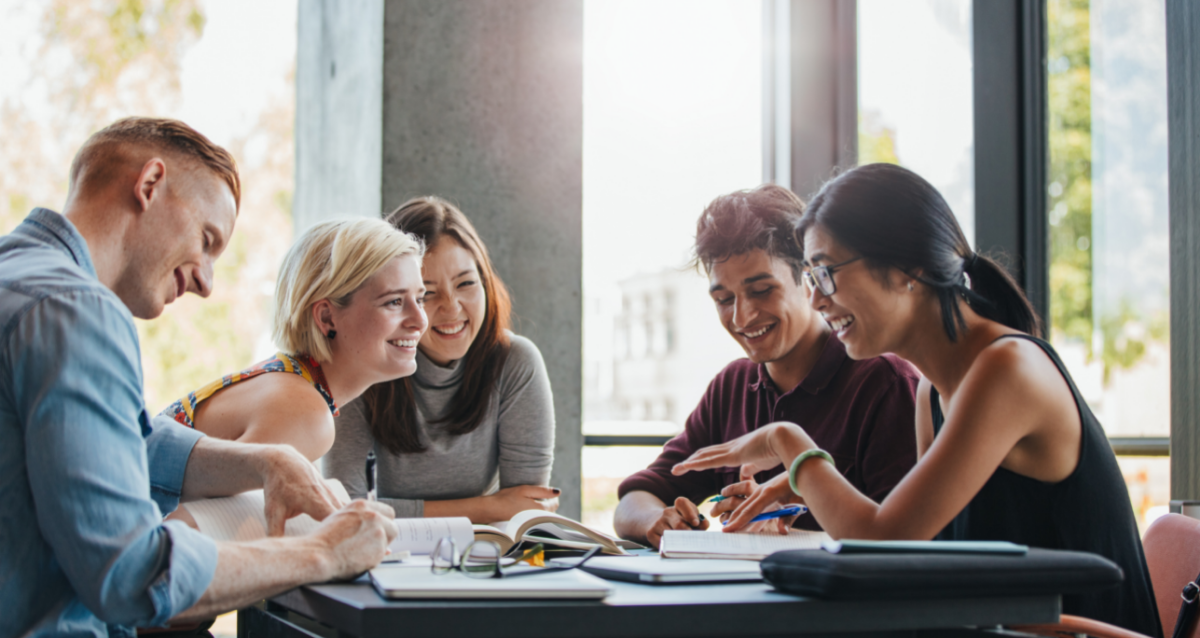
[0,209,217,638]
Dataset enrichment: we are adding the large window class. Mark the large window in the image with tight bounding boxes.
[581,0,761,533]
[1046,0,1170,527]
[0,2,295,635]
[0,0,296,413]
[857,0,974,242]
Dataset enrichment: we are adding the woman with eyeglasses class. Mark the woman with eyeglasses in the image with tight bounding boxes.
[672,163,1160,637]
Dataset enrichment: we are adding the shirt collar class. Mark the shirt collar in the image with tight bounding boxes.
[751,332,848,396]
[15,208,97,279]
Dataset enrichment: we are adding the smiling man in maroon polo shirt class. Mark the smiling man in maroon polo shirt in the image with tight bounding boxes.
[613,184,920,547]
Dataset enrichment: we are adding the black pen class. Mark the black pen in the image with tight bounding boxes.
[365,451,377,501]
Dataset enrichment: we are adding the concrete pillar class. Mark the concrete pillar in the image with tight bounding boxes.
[1168,0,1200,500]
[295,0,384,230]
[296,0,584,518]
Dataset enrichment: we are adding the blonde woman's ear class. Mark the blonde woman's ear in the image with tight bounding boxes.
[311,299,335,336]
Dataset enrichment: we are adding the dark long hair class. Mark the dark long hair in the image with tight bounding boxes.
[362,196,513,454]
[796,163,1041,341]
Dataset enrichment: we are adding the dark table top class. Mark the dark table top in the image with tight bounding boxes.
[262,575,1061,638]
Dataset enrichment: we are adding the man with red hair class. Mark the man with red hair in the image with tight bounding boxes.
[0,118,397,638]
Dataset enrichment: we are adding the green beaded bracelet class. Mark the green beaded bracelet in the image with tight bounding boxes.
[788,449,835,497]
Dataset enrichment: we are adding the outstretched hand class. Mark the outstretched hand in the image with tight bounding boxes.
[672,422,812,478]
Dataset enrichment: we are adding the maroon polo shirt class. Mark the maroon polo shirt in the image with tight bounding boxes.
[618,333,920,530]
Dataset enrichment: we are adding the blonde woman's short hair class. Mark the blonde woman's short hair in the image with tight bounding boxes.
[272,218,424,362]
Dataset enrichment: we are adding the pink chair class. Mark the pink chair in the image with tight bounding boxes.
[1014,513,1200,638]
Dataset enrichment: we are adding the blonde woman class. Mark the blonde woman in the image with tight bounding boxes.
[324,197,557,523]
[160,218,428,461]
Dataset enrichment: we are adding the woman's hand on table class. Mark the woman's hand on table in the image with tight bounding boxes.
[483,484,561,521]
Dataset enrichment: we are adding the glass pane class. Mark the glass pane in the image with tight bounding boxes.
[0,0,297,413]
[1047,0,1169,529]
[857,0,975,244]
[581,0,761,531]
[1047,0,1169,437]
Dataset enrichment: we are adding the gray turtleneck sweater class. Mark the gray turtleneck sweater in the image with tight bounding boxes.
[321,334,555,517]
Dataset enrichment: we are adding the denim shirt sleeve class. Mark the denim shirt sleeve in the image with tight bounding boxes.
[145,414,205,515]
[10,290,217,626]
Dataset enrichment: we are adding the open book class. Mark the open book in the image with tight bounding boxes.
[660,529,829,560]
[474,510,641,556]
[181,490,639,557]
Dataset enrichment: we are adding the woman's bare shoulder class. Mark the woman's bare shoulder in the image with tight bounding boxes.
[958,333,1077,433]
[200,371,336,460]
[973,335,1063,389]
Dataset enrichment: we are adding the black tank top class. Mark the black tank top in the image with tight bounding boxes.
[931,334,1161,637]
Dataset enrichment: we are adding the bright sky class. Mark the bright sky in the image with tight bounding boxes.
[858,0,975,243]
[0,0,294,150]
[178,0,296,148]
[582,0,763,295]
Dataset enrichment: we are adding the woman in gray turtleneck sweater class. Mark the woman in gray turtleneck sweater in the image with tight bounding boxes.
[322,197,556,523]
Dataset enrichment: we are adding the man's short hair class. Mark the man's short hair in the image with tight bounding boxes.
[692,183,807,282]
[68,117,241,209]
[272,218,425,363]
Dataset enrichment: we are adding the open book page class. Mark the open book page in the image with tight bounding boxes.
[488,510,632,555]
[182,480,351,541]
[660,529,829,560]
[391,517,474,555]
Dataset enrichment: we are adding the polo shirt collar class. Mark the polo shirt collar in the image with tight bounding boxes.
[751,332,848,396]
[17,208,97,279]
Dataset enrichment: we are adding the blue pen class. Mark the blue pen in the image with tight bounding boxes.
[722,504,806,526]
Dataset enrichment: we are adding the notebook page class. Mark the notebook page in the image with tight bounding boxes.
[661,529,828,559]
[182,480,353,542]
[183,491,322,541]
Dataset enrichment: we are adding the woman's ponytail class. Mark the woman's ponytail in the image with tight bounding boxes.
[964,253,1042,338]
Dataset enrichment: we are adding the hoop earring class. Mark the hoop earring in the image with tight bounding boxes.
[327,330,337,339]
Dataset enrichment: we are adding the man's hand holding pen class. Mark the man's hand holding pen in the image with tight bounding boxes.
[644,496,709,547]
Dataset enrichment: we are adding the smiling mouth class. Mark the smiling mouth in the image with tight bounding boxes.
[388,339,419,348]
[740,323,776,340]
[432,321,467,336]
[828,315,855,332]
